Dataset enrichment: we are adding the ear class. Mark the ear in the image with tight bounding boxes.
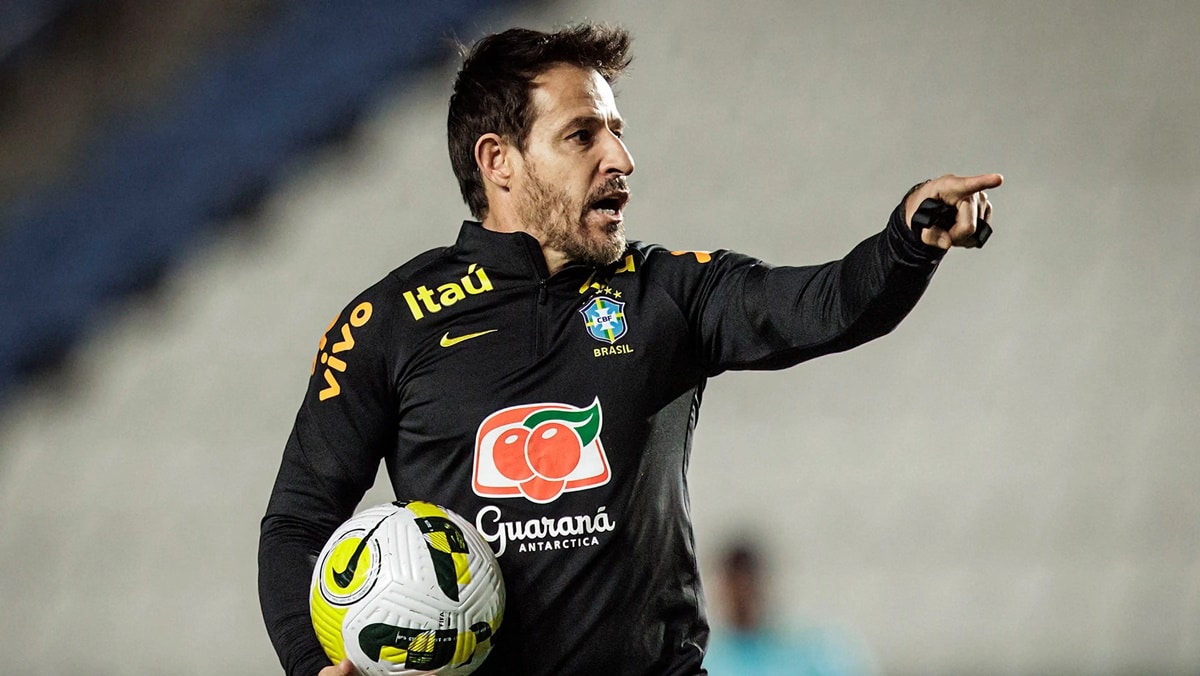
[474,133,514,189]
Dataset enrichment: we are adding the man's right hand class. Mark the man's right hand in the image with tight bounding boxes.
[903,173,1003,249]
[318,659,357,676]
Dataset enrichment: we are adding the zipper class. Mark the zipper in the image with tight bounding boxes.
[520,234,552,358]
[520,233,591,358]
[534,275,549,356]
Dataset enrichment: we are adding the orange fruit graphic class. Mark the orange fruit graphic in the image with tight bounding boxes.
[493,427,533,481]
[519,475,568,503]
[525,422,583,480]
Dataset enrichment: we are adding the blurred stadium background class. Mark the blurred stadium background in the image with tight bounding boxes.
[1,1,1197,674]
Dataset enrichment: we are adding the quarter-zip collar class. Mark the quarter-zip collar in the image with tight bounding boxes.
[451,220,607,284]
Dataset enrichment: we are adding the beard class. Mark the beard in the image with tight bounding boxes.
[515,162,628,268]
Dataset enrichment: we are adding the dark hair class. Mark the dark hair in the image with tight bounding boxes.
[448,24,632,219]
[721,541,763,576]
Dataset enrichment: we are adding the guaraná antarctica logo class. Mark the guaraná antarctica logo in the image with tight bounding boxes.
[472,398,611,504]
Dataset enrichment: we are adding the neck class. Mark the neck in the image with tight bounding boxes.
[540,248,571,276]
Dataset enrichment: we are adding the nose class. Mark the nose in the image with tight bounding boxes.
[602,133,635,177]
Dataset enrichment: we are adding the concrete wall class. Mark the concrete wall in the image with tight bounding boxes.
[1,1,1196,673]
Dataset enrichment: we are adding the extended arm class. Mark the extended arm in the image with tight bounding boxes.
[689,174,1001,372]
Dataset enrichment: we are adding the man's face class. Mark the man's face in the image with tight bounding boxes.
[512,64,635,267]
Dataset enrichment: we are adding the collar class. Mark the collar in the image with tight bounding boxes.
[451,221,610,282]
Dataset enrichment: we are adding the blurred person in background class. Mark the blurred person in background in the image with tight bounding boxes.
[705,540,876,676]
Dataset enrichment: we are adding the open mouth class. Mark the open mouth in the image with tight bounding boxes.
[588,191,629,218]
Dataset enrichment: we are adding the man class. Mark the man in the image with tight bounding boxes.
[259,23,1000,676]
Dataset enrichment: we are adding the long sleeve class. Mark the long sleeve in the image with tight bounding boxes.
[258,289,398,676]
[656,200,945,375]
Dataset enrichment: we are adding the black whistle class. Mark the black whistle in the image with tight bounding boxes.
[911,198,992,248]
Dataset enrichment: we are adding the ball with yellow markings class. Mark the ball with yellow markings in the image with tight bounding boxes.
[310,501,505,675]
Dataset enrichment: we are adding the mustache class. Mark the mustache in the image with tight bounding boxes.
[585,175,631,204]
[602,175,629,195]
[606,175,629,192]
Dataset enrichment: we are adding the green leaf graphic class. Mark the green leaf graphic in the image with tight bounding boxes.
[522,399,601,446]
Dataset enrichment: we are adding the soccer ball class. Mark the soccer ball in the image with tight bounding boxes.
[310,501,505,675]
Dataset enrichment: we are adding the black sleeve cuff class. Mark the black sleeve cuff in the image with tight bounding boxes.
[886,199,947,267]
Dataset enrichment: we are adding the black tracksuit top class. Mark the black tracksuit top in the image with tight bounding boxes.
[260,203,944,676]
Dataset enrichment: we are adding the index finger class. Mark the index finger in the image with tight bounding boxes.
[941,173,1004,201]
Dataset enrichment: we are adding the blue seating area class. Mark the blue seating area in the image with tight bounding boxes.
[0,0,516,406]
[0,0,80,63]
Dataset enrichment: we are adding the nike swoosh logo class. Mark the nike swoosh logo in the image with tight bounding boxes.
[439,329,498,348]
[332,514,391,589]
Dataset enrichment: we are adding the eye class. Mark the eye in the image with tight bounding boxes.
[568,129,594,144]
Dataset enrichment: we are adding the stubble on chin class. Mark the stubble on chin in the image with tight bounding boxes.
[518,172,626,268]
[585,223,626,267]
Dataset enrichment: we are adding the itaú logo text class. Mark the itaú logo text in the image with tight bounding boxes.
[472,399,611,504]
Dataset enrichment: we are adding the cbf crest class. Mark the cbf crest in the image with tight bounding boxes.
[580,296,627,344]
